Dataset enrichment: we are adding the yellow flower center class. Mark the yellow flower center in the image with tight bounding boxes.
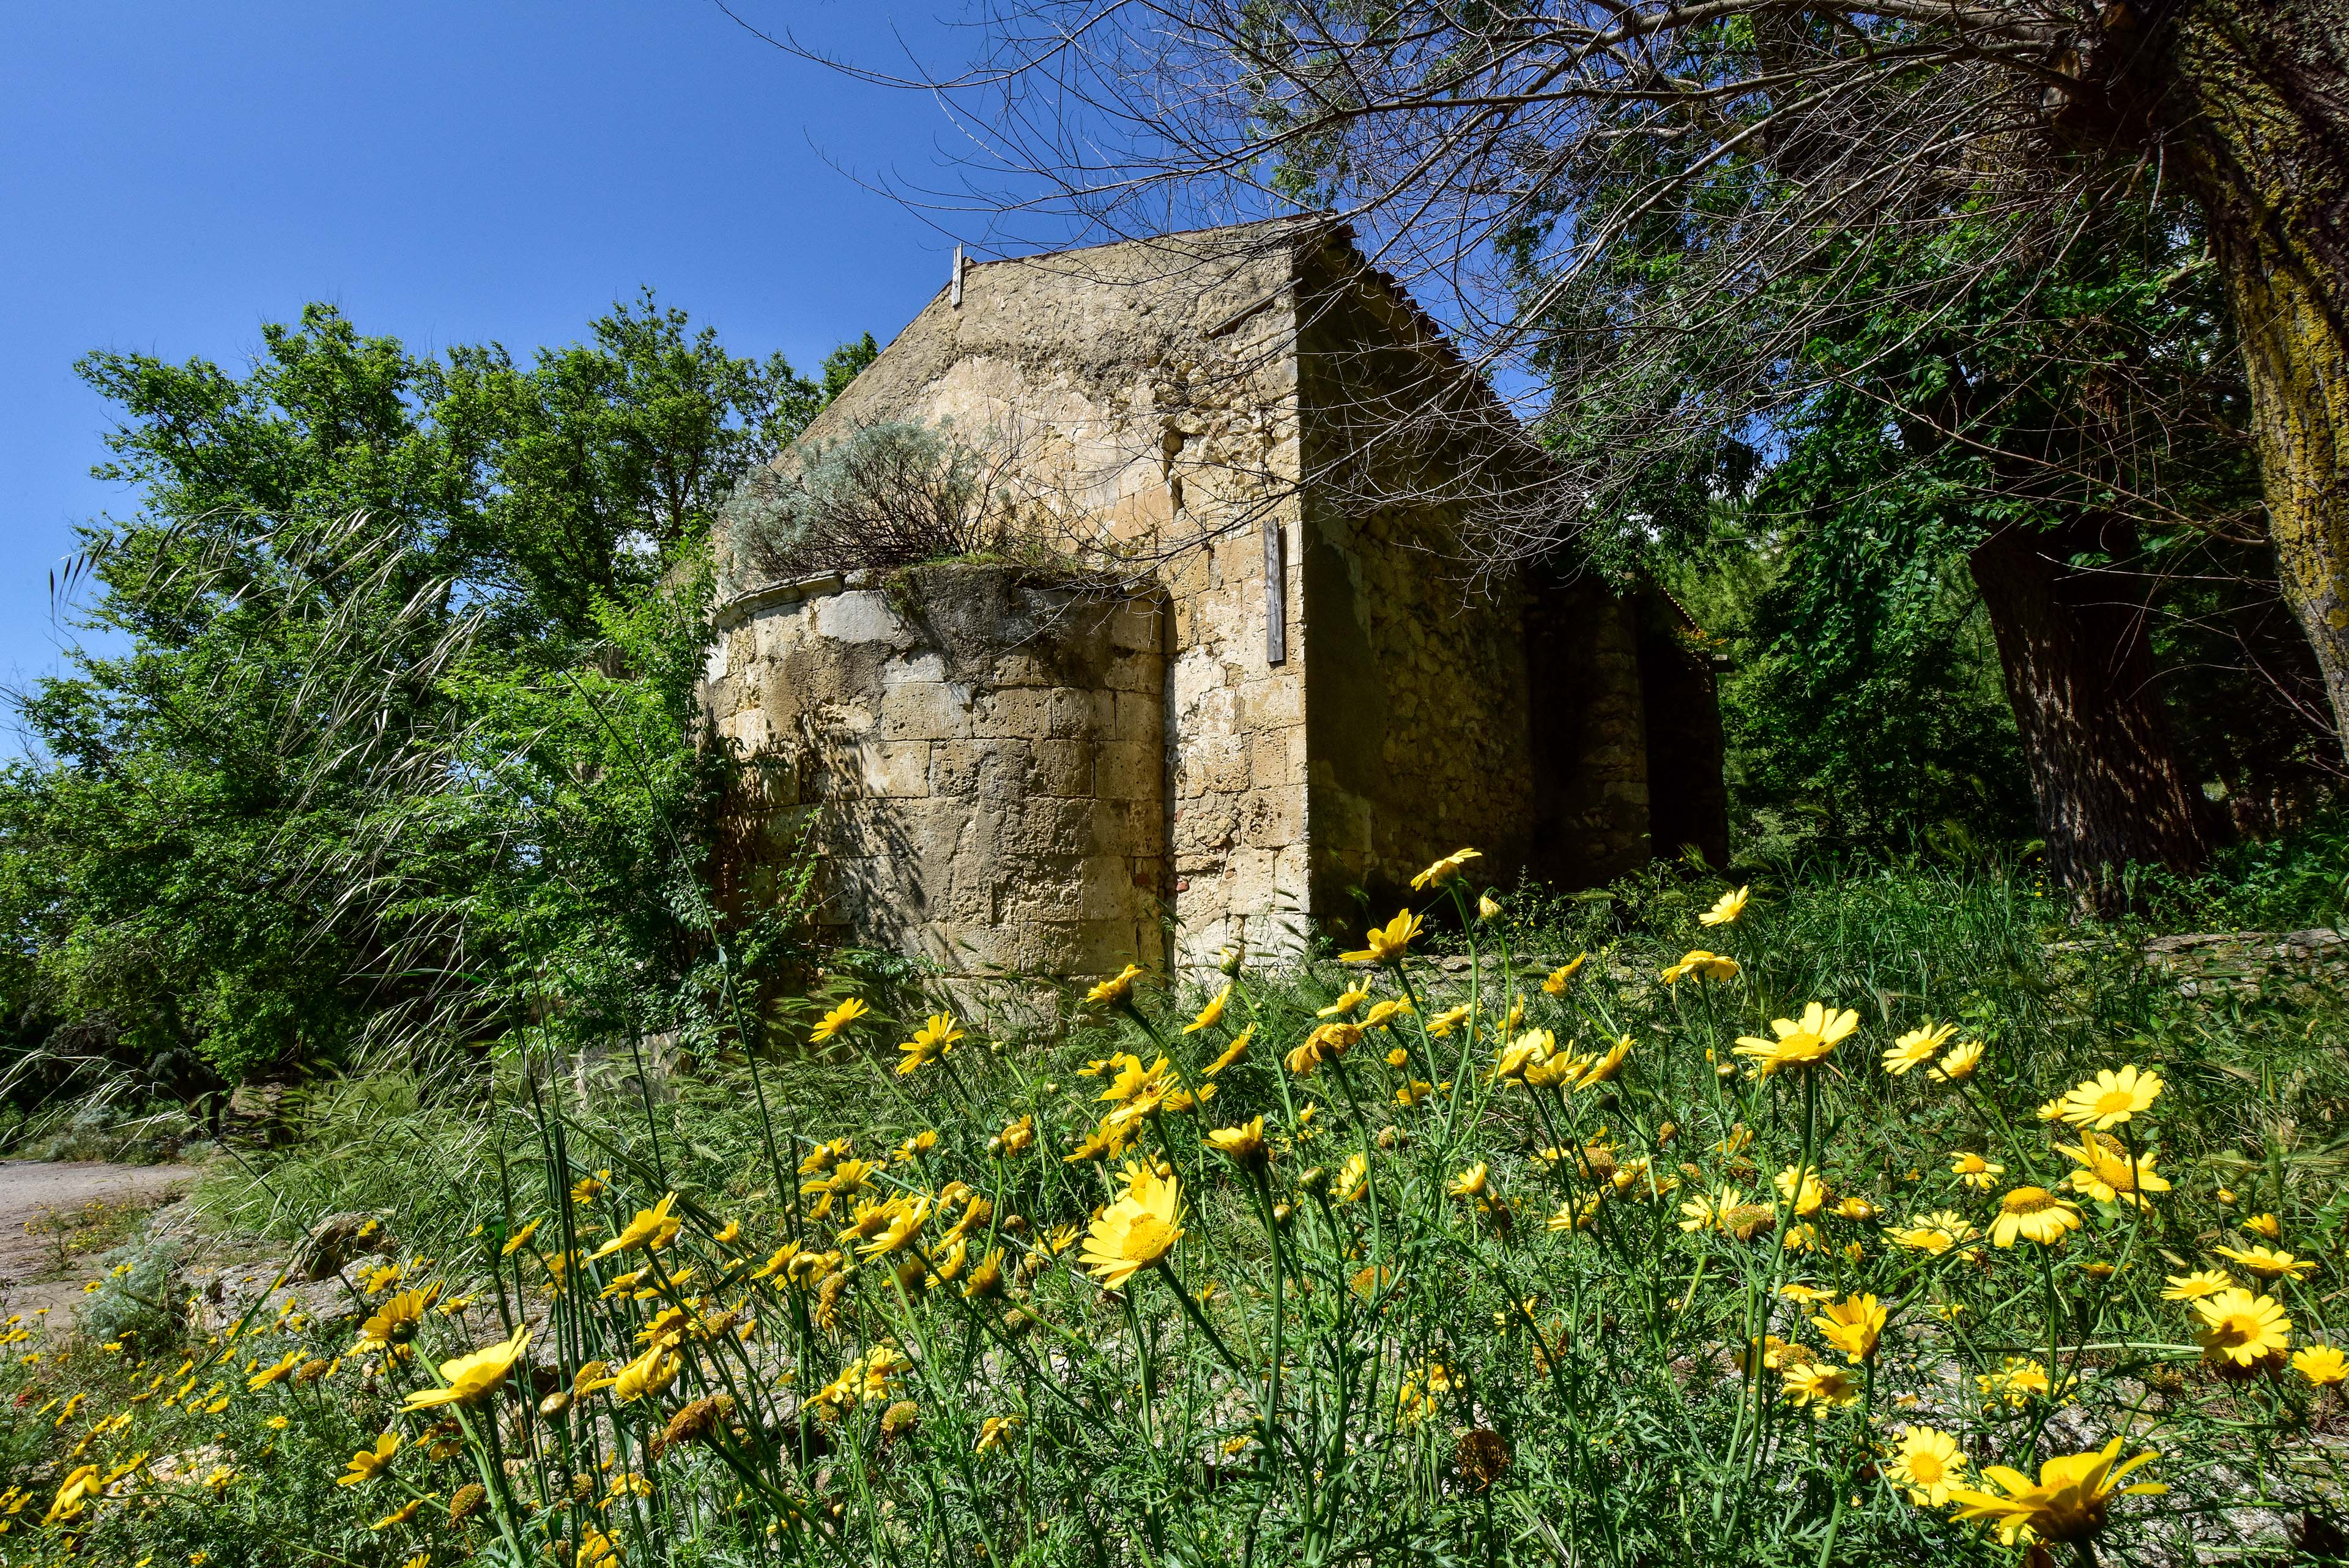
[2002,1187,2059,1216]
[1908,1452,1946,1485]
[1124,1214,1178,1265]
[2093,1088,2136,1117]
[2208,1312,2258,1350]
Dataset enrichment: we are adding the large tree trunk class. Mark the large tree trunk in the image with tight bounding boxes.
[1968,520,2211,913]
[2168,0,2349,760]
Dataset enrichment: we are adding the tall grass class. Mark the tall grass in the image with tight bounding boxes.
[14,861,2349,1566]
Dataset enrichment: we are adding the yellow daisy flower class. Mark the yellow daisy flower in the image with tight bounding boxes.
[1203,1026,1253,1077]
[1810,1293,1886,1364]
[1946,1436,2163,1545]
[2194,1288,2291,1367]
[1948,1151,2003,1190]
[1085,965,1144,1006]
[1698,885,1750,926]
[2214,1244,2317,1280]
[1340,909,1422,965]
[1987,1186,2082,1247]
[401,1326,529,1412]
[1885,1425,1969,1507]
[1731,1002,1855,1076]
[2161,1269,2233,1301]
[809,997,868,1042]
[1182,984,1232,1034]
[2059,1065,2163,1131]
[1882,1022,1954,1076]
[1410,849,1482,890]
[1078,1169,1183,1289]
[1928,1040,1984,1083]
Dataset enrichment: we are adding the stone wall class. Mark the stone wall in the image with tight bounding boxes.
[739,225,1318,971]
[702,563,1167,981]
[706,221,1721,981]
[1526,579,1654,885]
[1293,239,1549,912]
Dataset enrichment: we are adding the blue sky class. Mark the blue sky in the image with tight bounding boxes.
[0,2,993,709]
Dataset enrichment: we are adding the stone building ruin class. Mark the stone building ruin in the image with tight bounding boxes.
[701,221,1725,985]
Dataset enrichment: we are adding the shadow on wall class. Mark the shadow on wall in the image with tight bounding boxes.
[1523,575,1729,891]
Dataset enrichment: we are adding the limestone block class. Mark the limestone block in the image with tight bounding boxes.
[1104,651,1160,694]
[971,687,1055,740]
[1000,864,1089,923]
[817,806,889,860]
[1045,687,1094,740]
[1033,738,1094,798]
[813,590,904,645]
[1187,734,1251,797]
[909,922,990,972]
[930,739,1029,801]
[1004,920,1086,975]
[884,652,948,684]
[1090,797,1161,857]
[1171,796,1241,860]
[859,741,932,799]
[1241,785,1304,849]
[990,652,1057,688]
[1068,917,1156,975]
[1081,855,1145,920]
[703,637,730,686]
[807,696,880,738]
[747,753,802,807]
[1170,591,1197,647]
[1171,651,1233,716]
[1129,854,1167,901]
[795,748,855,801]
[1096,740,1162,803]
[880,682,973,741]
[1239,675,1303,730]
[1253,724,1307,789]
[764,803,818,844]
[810,858,875,927]
[1113,691,1162,742]
[752,608,807,664]
[1219,845,1278,908]
[1109,600,1164,653]
[1012,797,1097,858]
[1174,913,1238,974]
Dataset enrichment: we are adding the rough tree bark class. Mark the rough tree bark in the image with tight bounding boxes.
[2164,0,2349,759]
[1969,519,2212,912]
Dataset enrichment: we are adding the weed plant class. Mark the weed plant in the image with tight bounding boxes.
[9,861,2349,1566]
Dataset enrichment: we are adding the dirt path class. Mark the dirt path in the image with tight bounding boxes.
[0,1159,204,1320]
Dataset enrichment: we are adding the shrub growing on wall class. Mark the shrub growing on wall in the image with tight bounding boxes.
[718,420,1015,589]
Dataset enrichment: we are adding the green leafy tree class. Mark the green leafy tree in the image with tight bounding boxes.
[0,297,858,1098]
[1672,198,2332,882]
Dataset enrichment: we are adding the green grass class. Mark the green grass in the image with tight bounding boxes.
[8,861,2349,1567]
